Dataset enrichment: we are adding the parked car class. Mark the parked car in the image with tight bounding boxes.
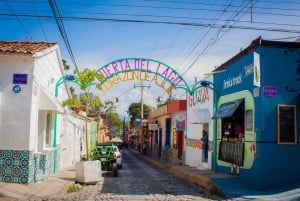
[113,145,122,169]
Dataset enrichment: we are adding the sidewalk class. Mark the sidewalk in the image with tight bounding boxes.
[134,149,300,201]
[1,149,300,201]
[0,166,75,200]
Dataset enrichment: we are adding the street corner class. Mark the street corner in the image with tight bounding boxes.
[183,171,226,198]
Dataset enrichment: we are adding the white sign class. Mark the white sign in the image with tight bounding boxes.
[148,124,159,130]
[253,52,261,87]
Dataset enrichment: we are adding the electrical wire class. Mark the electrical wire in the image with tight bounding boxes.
[180,0,261,76]
[177,0,239,73]
[32,0,48,41]
[48,0,79,72]
[1,13,298,34]
[2,1,300,23]
[3,0,32,40]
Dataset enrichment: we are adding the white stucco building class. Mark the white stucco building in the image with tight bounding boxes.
[0,41,86,183]
[185,75,214,170]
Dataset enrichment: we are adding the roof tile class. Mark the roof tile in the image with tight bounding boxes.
[0,41,57,55]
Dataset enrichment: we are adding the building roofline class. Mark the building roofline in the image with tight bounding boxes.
[213,37,300,72]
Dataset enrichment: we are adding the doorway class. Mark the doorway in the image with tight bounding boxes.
[177,131,183,159]
[201,123,209,165]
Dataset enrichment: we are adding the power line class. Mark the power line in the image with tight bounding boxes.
[178,0,251,75]
[1,13,299,34]
[48,0,79,72]
[32,0,48,41]
[3,0,32,40]
[24,1,300,15]
[2,1,300,21]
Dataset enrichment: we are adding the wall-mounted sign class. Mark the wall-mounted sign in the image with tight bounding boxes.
[134,119,141,127]
[12,85,21,93]
[64,75,75,81]
[213,99,244,119]
[253,52,261,87]
[263,86,277,97]
[13,74,28,84]
[175,114,186,130]
[148,124,158,130]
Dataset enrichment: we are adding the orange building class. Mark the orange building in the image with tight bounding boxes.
[148,100,186,165]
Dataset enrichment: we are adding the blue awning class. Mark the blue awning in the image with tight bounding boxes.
[213,99,244,119]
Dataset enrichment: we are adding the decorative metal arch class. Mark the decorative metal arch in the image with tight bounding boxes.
[95,58,194,94]
[55,58,219,96]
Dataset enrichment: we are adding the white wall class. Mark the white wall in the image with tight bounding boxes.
[185,75,214,168]
[58,112,85,169]
[0,55,34,150]
[27,46,62,151]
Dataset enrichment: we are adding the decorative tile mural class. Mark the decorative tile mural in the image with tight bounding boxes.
[0,150,57,184]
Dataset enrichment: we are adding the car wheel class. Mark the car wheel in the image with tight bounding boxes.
[112,163,118,177]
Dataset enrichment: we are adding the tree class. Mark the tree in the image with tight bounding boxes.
[62,59,70,71]
[98,100,123,138]
[128,102,152,127]
[99,100,115,116]
[106,112,123,137]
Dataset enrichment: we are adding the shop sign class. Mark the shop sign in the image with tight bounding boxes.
[134,119,141,127]
[223,73,242,90]
[148,124,159,130]
[263,86,277,97]
[214,99,244,119]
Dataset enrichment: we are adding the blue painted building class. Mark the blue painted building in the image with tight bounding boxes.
[212,37,300,189]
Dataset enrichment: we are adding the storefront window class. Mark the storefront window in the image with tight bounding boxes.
[278,105,297,144]
[217,98,245,166]
[220,100,245,141]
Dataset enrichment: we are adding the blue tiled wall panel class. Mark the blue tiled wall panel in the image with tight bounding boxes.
[0,150,56,184]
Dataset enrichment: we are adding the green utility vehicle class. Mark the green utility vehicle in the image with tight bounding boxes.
[93,142,118,177]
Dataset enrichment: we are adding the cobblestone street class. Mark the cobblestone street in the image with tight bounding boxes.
[50,149,224,201]
[0,149,226,201]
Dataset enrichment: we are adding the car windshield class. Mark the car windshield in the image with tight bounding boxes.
[96,144,120,153]
[98,146,110,152]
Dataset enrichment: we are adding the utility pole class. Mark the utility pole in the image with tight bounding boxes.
[134,81,151,154]
[141,80,144,120]
[134,81,151,120]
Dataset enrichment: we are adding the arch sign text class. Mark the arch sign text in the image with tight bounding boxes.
[97,58,186,94]
[56,58,217,96]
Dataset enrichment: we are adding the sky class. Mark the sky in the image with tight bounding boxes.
[0,0,299,118]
